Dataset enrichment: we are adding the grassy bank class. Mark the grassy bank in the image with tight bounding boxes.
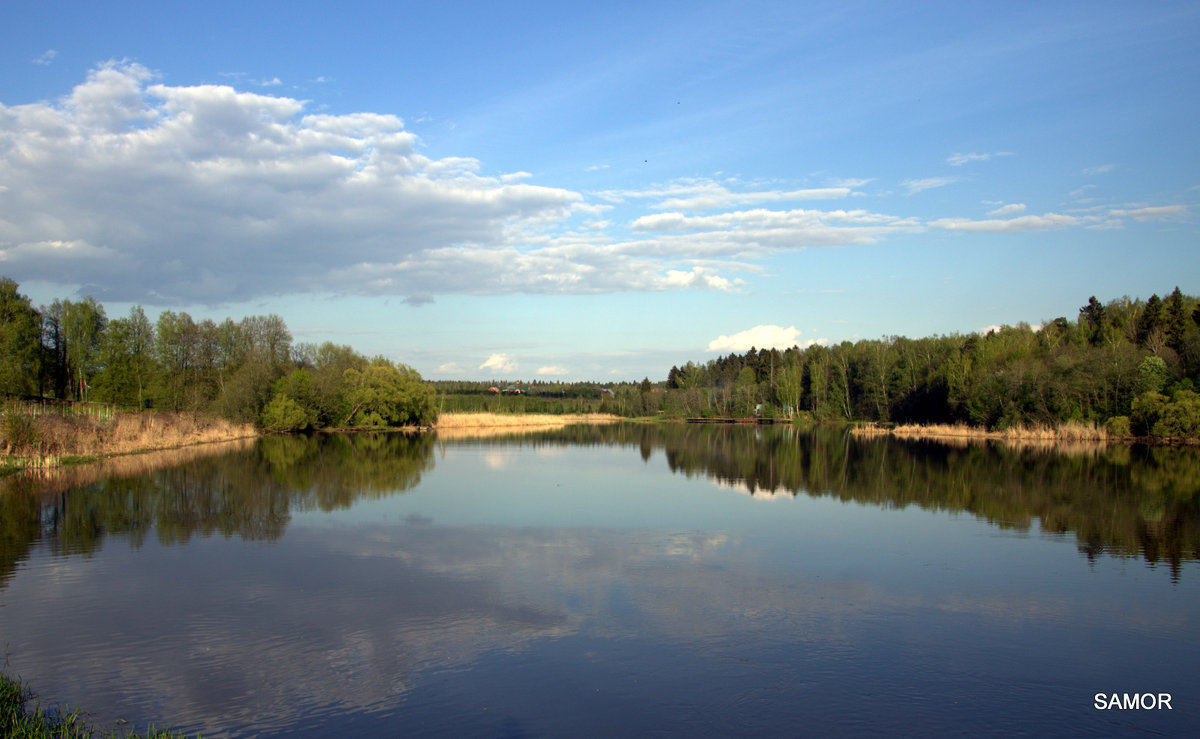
[1,672,191,738]
[1,409,257,474]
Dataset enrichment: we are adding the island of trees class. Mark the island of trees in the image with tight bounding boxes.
[2,275,1199,443]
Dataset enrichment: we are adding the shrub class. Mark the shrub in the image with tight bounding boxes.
[1131,391,1168,436]
[1104,416,1132,436]
[1152,390,1200,438]
[260,395,315,432]
[1,411,40,454]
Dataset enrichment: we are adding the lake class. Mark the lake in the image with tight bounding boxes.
[1,424,1198,737]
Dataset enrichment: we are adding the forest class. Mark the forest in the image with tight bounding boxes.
[0,276,435,431]
[2,275,1199,437]
[651,288,1200,436]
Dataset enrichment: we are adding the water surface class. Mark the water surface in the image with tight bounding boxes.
[1,425,1197,736]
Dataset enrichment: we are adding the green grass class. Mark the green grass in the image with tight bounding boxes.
[1,673,195,738]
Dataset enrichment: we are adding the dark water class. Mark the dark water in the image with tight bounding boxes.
[1,425,1198,737]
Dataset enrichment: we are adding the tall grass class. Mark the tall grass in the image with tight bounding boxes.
[851,421,1108,452]
[1,672,191,738]
[1,406,257,470]
[434,412,621,440]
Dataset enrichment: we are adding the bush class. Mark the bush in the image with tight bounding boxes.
[1104,416,1132,436]
[1152,390,1200,438]
[260,395,315,432]
[1,412,40,454]
[1131,391,1168,436]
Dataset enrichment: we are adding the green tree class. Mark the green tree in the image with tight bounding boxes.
[1131,391,1168,436]
[343,358,436,427]
[60,297,107,402]
[1137,293,1164,349]
[1164,286,1188,355]
[0,277,42,396]
[1133,355,1170,396]
[92,306,157,407]
[1079,296,1106,346]
[1152,390,1200,438]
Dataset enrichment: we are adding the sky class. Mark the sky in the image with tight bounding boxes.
[1,1,1197,382]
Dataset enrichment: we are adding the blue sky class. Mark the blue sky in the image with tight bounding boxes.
[1,1,1197,381]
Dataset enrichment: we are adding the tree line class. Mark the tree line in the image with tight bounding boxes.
[0,277,435,430]
[655,288,1200,435]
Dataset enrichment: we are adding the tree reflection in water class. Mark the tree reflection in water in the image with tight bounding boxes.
[3,424,1198,590]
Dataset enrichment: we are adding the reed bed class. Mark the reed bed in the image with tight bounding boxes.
[852,421,1109,452]
[1,409,257,470]
[434,412,621,429]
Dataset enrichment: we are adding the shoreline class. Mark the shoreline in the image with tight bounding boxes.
[1,410,258,477]
[850,422,1200,448]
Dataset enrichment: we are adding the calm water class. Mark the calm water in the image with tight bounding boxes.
[1,425,1198,737]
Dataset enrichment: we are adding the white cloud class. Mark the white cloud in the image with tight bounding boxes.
[1109,205,1188,221]
[902,177,958,194]
[986,203,1026,216]
[536,365,569,376]
[630,207,921,252]
[0,62,596,303]
[599,178,854,211]
[33,49,57,66]
[437,362,464,373]
[479,354,518,373]
[947,152,1010,167]
[0,63,799,304]
[929,213,1079,233]
[1083,164,1115,176]
[707,325,804,352]
[829,177,875,188]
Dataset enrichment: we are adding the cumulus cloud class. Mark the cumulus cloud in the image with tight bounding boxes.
[536,365,569,376]
[479,354,518,373]
[0,63,795,304]
[0,62,630,304]
[987,203,1026,216]
[707,325,805,352]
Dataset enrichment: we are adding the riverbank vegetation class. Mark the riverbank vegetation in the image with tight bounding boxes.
[4,276,1199,442]
[0,277,436,438]
[1,671,189,738]
[0,401,256,472]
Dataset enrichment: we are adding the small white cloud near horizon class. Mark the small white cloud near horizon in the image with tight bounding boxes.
[536,365,569,376]
[987,203,1026,216]
[438,362,464,373]
[479,354,518,374]
[708,325,803,352]
[33,50,57,66]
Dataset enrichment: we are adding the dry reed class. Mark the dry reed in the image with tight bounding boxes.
[852,421,1109,453]
[1,410,257,468]
[434,412,621,429]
